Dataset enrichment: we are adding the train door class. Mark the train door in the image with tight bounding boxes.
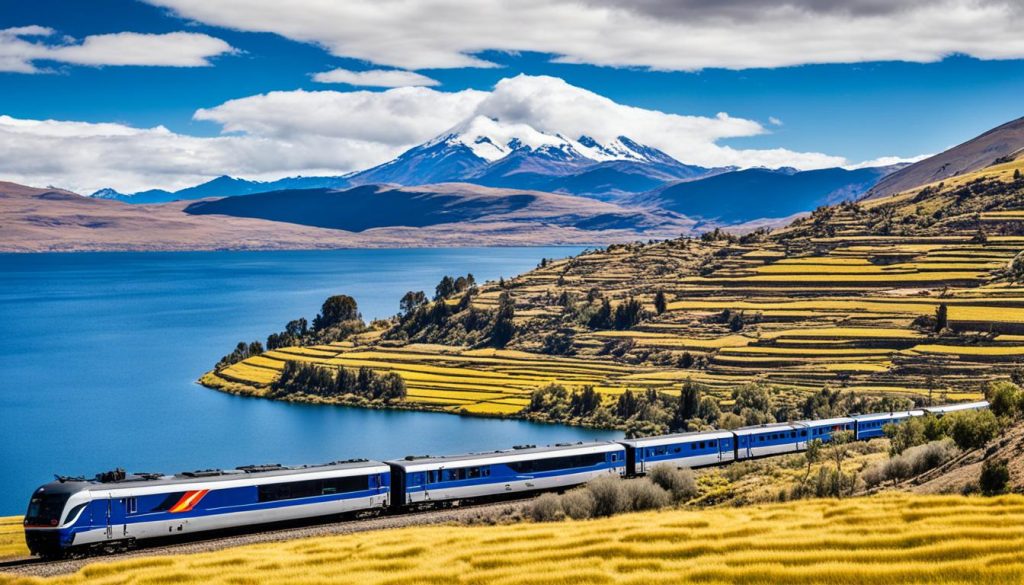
[104,495,112,540]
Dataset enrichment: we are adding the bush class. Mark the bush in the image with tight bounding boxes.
[943,409,1000,450]
[987,381,1023,419]
[587,476,625,517]
[647,464,698,502]
[903,439,958,475]
[560,489,596,520]
[621,478,670,512]
[529,493,565,522]
[980,458,1010,496]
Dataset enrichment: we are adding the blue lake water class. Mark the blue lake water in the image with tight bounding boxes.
[0,248,620,515]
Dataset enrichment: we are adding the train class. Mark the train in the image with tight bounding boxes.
[23,400,988,558]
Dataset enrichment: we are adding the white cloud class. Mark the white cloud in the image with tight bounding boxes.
[0,26,235,73]
[845,153,932,170]
[312,68,439,87]
[0,75,846,193]
[768,116,783,126]
[145,0,1024,71]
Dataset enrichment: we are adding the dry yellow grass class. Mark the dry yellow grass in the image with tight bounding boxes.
[0,517,26,559]
[5,495,1023,585]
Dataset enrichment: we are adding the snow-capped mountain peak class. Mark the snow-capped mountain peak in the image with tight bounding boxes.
[427,115,664,165]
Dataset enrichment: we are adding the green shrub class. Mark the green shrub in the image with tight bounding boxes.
[980,458,1010,496]
[942,409,1000,450]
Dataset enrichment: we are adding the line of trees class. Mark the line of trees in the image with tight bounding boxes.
[270,361,406,402]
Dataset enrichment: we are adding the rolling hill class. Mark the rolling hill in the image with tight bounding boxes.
[0,181,694,252]
[866,115,1024,200]
[630,166,895,222]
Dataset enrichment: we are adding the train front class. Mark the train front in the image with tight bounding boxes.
[23,480,89,558]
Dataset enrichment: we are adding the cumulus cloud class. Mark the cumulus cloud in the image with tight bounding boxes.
[312,68,440,87]
[145,0,1024,71]
[1,75,847,193]
[0,26,235,73]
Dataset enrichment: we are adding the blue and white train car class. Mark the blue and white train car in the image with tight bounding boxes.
[851,410,923,440]
[23,460,390,558]
[386,442,625,506]
[798,416,856,443]
[922,401,990,417]
[619,430,735,475]
[733,422,807,459]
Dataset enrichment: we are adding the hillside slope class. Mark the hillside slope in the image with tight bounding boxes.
[866,116,1024,200]
[209,155,1024,423]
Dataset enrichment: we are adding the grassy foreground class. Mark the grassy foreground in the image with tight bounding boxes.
[0,517,26,559]
[4,494,1023,584]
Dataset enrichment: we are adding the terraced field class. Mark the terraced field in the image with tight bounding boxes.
[5,494,1023,584]
[0,518,26,560]
[206,157,1024,419]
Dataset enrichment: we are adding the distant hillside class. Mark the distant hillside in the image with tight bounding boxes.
[92,175,352,204]
[630,166,894,222]
[183,183,691,233]
[866,116,1024,200]
[0,180,694,252]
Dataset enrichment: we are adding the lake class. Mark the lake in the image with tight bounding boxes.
[0,248,620,515]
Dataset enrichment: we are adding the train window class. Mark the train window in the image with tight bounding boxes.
[709,440,716,447]
[483,467,491,476]
[790,431,797,438]
[673,447,681,453]
[610,453,618,462]
[126,497,137,515]
[258,475,370,502]
[427,470,437,484]
[698,442,705,449]
[800,430,808,437]
[25,493,70,526]
[507,452,605,473]
[758,436,765,442]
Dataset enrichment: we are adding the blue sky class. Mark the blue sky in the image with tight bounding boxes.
[2,0,1023,192]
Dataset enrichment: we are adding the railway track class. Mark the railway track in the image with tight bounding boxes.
[0,496,533,578]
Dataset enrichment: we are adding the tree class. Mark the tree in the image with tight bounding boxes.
[827,430,855,498]
[399,291,427,316]
[942,409,999,450]
[313,295,360,331]
[613,298,645,330]
[490,291,516,348]
[987,380,1023,419]
[654,290,667,315]
[884,417,926,454]
[1015,168,1022,181]
[434,276,456,300]
[588,299,613,329]
[980,458,1010,496]
[935,303,948,332]
[799,439,822,494]
[285,318,308,337]
[541,330,575,355]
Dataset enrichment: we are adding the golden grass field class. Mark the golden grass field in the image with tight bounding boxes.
[3,494,1022,584]
[0,517,26,559]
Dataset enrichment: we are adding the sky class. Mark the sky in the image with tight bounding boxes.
[1,0,1023,193]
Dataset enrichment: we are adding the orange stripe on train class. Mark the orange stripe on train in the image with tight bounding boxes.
[168,489,209,513]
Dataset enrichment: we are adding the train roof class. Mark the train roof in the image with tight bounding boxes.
[730,421,806,436]
[39,459,389,495]
[798,416,856,427]
[618,429,734,448]
[850,410,923,422]
[386,441,623,472]
[922,401,989,414]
